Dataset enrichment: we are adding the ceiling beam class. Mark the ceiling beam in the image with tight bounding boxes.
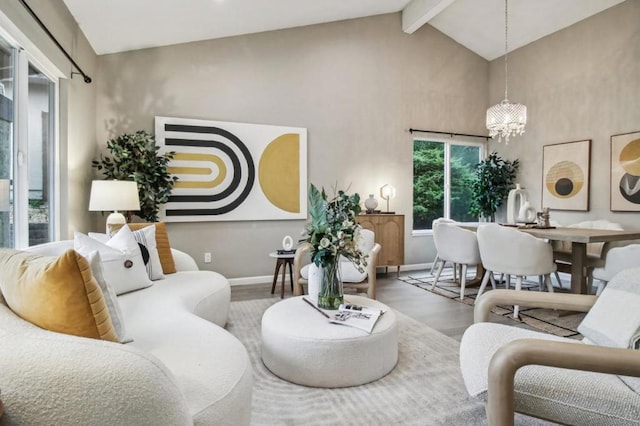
[402,0,457,34]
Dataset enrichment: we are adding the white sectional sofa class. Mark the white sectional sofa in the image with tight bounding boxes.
[0,241,252,425]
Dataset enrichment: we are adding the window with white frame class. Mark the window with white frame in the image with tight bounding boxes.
[412,138,484,231]
[0,35,57,248]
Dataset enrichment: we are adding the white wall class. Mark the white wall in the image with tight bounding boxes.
[489,0,640,229]
[95,13,489,279]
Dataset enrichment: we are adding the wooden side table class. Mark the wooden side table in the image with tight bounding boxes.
[269,252,295,298]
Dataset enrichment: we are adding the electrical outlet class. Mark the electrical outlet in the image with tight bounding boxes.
[204,252,212,263]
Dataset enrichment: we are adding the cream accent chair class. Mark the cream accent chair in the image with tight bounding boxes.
[460,279,640,426]
[432,222,481,300]
[476,224,555,319]
[591,243,640,296]
[293,228,382,299]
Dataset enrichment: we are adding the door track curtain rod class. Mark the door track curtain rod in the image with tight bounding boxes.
[409,128,490,141]
[19,0,92,83]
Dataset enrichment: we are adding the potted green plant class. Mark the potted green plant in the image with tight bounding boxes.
[469,151,519,222]
[92,130,177,222]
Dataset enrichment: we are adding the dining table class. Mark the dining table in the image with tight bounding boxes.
[460,224,640,294]
[518,226,640,294]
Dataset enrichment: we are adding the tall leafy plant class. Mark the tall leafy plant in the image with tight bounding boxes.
[301,184,366,269]
[92,130,177,222]
[469,151,519,222]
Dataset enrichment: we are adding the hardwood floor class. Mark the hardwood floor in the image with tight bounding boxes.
[230,269,531,341]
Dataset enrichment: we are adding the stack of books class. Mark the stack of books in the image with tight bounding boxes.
[277,249,297,255]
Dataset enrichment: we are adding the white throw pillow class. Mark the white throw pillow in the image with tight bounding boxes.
[90,225,164,281]
[83,250,131,343]
[74,226,152,295]
[577,267,640,393]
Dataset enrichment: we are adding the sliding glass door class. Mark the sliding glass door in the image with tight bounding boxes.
[0,40,14,247]
[0,33,56,248]
[27,63,55,246]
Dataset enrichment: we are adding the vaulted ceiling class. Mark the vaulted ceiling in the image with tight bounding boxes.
[62,0,625,60]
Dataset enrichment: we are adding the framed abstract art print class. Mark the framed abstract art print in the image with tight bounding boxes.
[155,116,308,222]
[542,139,591,211]
[610,131,640,212]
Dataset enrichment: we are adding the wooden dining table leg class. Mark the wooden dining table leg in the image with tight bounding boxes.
[570,242,588,294]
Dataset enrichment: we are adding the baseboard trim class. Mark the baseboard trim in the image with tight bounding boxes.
[229,275,273,286]
[228,263,434,287]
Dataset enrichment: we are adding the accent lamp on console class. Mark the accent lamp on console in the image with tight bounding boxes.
[486,0,527,143]
[380,184,396,214]
[89,180,141,233]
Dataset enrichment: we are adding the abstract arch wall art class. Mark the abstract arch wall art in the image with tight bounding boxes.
[542,140,591,211]
[155,116,307,222]
[611,131,640,212]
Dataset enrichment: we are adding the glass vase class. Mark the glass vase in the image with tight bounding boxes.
[317,258,343,310]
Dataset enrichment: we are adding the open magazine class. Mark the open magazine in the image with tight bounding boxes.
[302,298,385,333]
[328,303,384,333]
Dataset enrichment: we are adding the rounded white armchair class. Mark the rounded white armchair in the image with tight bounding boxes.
[460,268,640,425]
[293,228,381,299]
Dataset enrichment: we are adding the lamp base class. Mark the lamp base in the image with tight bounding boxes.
[106,211,126,235]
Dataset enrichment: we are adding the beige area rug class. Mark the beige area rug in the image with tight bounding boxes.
[400,270,585,339]
[226,298,552,426]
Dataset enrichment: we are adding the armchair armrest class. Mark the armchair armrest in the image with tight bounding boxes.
[474,289,597,323]
[487,338,640,426]
[293,243,311,296]
[365,243,382,299]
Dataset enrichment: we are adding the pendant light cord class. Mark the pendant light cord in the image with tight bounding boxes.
[504,0,509,101]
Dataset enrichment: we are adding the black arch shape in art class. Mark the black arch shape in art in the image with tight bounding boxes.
[163,124,255,215]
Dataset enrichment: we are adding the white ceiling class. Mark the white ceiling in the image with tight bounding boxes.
[62,0,626,60]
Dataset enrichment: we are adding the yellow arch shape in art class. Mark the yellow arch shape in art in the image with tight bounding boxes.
[169,153,227,189]
[620,139,640,176]
[259,134,300,213]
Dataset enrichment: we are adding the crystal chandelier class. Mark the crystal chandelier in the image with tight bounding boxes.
[486,0,527,143]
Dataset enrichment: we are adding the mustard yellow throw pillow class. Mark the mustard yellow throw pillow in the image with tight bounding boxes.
[0,249,118,342]
[113,222,176,274]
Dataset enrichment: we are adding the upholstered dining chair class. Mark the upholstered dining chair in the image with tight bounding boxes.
[591,243,640,296]
[460,269,640,426]
[432,222,481,300]
[430,217,457,276]
[476,224,555,319]
[293,228,381,299]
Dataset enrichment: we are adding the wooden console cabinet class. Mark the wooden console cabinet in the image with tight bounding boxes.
[356,214,405,274]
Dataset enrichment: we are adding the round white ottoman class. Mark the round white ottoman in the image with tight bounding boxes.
[261,295,398,388]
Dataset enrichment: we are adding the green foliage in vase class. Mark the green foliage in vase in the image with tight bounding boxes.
[469,151,520,221]
[301,184,367,270]
[91,130,177,222]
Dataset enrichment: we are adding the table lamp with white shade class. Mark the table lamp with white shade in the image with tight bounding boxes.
[379,184,396,214]
[89,180,140,233]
